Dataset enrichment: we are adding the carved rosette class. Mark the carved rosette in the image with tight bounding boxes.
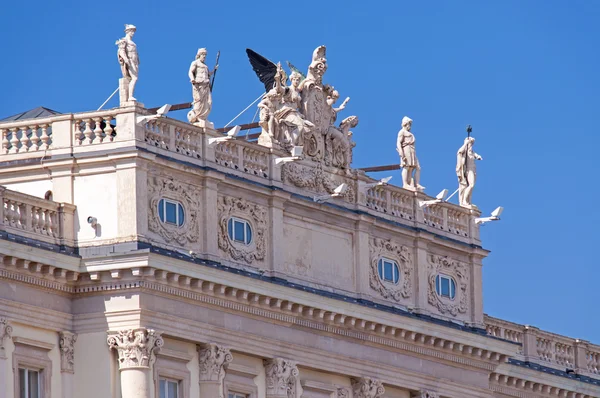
[281,162,356,203]
[0,317,13,358]
[107,328,164,370]
[427,255,469,316]
[351,377,385,398]
[264,358,300,397]
[369,238,413,301]
[147,174,201,245]
[217,196,267,264]
[411,390,439,398]
[59,331,77,373]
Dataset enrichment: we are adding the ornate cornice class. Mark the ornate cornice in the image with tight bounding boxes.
[0,254,510,373]
[264,358,300,397]
[107,328,163,369]
[490,372,596,398]
[59,331,77,373]
[351,377,385,398]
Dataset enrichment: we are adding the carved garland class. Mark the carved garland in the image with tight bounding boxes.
[281,162,356,203]
[217,196,267,264]
[427,255,469,316]
[369,238,412,301]
[148,175,201,245]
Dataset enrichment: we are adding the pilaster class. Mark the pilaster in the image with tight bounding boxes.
[0,317,13,393]
[264,358,300,398]
[522,325,540,362]
[198,343,232,398]
[107,328,163,398]
[411,390,439,398]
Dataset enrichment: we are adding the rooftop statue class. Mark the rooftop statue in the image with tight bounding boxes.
[396,116,424,191]
[188,48,218,126]
[247,50,313,151]
[456,136,482,208]
[247,46,358,170]
[115,24,139,103]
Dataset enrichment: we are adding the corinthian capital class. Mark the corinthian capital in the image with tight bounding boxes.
[351,377,385,398]
[107,328,163,370]
[59,331,77,373]
[264,358,300,397]
[197,343,233,382]
[0,317,13,358]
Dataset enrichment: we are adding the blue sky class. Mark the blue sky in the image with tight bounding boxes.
[2,1,599,342]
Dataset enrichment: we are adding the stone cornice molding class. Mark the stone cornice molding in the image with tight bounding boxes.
[264,357,300,397]
[107,328,164,369]
[197,343,232,382]
[0,255,513,373]
[351,377,385,398]
[0,316,13,358]
[59,331,77,373]
[490,372,597,398]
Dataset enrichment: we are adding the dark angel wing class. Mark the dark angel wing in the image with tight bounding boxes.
[246,49,278,92]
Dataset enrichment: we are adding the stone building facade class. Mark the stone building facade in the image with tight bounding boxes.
[0,99,598,396]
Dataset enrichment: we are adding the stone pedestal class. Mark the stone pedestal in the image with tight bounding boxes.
[107,328,163,398]
[191,119,215,129]
[119,78,131,106]
[198,343,232,398]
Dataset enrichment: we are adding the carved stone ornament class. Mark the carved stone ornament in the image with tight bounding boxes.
[198,343,233,382]
[148,174,200,245]
[281,161,356,203]
[107,328,164,370]
[336,387,350,398]
[217,196,267,264]
[411,390,439,398]
[59,331,77,373]
[0,317,13,358]
[369,237,413,301]
[427,254,470,316]
[264,358,301,397]
[351,377,385,398]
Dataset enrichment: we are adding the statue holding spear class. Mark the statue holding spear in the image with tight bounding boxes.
[187,48,219,125]
[456,125,483,208]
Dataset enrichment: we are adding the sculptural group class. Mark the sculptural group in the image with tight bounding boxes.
[114,26,485,208]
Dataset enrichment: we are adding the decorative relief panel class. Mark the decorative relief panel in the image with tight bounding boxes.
[427,254,469,316]
[0,317,12,359]
[217,196,267,264]
[59,331,77,373]
[351,377,385,398]
[148,174,201,245]
[281,162,356,204]
[369,238,413,301]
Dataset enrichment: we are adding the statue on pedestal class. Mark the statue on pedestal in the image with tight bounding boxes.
[188,48,217,125]
[396,116,424,191]
[456,136,482,208]
[116,24,139,103]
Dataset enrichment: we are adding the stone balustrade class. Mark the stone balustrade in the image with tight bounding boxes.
[0,187,75,248]
[0,106,481,244]
[485,315,600,376]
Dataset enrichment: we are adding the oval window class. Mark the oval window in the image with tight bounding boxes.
[158,199,185,227]
[435,274,456,299]
[377,258,400,284]
[227,217,252,245]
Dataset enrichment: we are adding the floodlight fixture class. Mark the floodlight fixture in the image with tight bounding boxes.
[313,183,348,203]
[274,146,304,165]
[208,125,241,146]
[419,189,449,208]
[359,176,393,191]
[475,206,504,225]
[136,104,172,125]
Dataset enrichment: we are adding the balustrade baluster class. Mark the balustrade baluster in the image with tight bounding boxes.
[19,126,31,152]
[94,117,104,143]
[1,128,9,154]
[74,120,83,144]
[42,209,50,235]
[29,125,40,151]
[83,119,93,144]
[9,128,19,154]
[40,124,50,149]
[104,117,114,141]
